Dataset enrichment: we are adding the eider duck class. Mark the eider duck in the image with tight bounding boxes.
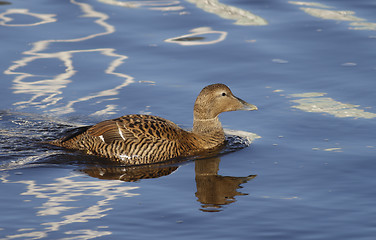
[50,84,257,164]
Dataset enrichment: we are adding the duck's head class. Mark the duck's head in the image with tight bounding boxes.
[193,83,257,120]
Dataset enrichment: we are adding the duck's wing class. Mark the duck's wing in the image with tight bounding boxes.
[59,125,92,143]
[87,114,184,144]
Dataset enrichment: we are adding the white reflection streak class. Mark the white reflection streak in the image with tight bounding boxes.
[45,48,132,115]
[1,172,139,239]
[300,8,364,22]
[99,0,268,24]
[0,9,56,27]
[289,1,376,31]
[98,0,183,11]
[27,0,115,54]
[4,0,134,115]
[289,92,376,119]
[6,52,75,109]
[185,0,268,26]
[287,1,332,9]
[165,27,227,46]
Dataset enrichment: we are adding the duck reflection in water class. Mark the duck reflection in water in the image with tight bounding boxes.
[81,154,256,212]
[194,157,256,212]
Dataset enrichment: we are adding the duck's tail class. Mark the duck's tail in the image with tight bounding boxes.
[46,125,92,148]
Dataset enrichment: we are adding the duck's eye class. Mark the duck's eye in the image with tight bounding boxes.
[222,92,226,96]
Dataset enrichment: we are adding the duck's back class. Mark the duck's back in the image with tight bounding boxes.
[51,114,200,164]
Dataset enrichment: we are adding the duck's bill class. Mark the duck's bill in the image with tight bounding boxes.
[237,97,258,111]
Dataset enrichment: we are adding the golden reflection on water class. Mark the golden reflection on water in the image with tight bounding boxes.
[0,171,138,239]
[3,0,134,115]
[289,1,376,31]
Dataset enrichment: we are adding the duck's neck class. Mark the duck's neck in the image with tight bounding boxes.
[192,116,225,143]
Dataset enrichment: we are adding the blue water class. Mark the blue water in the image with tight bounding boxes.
[1,0,376,239]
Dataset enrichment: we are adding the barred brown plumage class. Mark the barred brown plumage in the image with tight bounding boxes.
[49,84,257,164]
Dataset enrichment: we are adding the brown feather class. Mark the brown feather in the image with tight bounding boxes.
[49,84,257,164]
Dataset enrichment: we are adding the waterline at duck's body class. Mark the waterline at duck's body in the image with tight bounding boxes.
[49,84,257,164]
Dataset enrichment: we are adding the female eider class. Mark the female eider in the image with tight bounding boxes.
[50,84,257,164]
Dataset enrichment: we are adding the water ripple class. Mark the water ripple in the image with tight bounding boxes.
[3,0,133,115]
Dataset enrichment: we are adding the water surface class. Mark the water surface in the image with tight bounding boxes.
[1,0,376,239]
